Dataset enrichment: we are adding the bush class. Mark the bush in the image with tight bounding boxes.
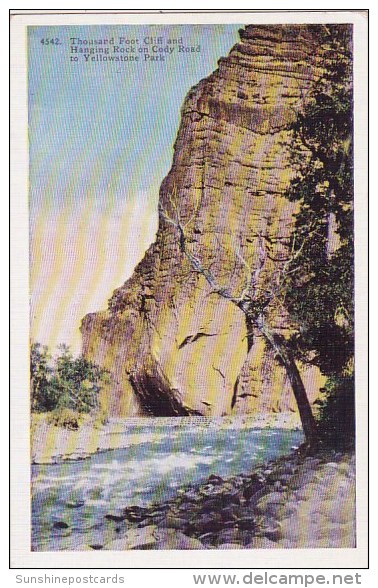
[30,343,110,423]
[46,408,82,430]
[316,375,355,449]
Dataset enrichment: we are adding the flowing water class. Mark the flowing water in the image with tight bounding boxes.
[31,417,303,550]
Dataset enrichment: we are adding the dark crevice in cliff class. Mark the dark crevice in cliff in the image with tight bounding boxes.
[178,332,217,349]
[231,376,240,410]
[212,365,225,380]
[129,372,202,417]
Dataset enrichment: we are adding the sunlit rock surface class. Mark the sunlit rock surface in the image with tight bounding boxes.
[80,25,347,417]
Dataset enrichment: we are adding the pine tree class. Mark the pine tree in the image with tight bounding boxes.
[284,25,354,447]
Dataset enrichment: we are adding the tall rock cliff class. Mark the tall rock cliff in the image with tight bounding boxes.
[81,25,342,417]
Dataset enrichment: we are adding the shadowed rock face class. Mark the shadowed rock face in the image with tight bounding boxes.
[81,24,347,417]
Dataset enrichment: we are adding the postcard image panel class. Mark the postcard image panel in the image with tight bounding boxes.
[11,10,368,568]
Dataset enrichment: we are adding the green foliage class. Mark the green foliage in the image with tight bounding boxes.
[287,241,354,374]
[46,407,83,430]
[283,26,354,446]
[315,375,355,449]
[30,342,109,417]
[284,26,354,377]
[30,343,59,412]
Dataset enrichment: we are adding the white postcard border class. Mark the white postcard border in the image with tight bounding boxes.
[10,9,368,569]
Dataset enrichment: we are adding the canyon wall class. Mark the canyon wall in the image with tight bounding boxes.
[81,25,339,417]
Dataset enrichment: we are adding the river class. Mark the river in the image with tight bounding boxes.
[31,417,303,550]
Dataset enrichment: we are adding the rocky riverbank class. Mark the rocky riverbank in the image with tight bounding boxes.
[72,447,355,551]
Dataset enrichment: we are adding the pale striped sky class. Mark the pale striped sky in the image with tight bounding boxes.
[29,24,241,354]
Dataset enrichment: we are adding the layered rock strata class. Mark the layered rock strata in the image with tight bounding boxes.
[81,25,344,417]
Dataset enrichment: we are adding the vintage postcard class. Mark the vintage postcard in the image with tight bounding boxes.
[10,10,368,568]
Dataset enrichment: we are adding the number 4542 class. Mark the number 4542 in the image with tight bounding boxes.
[40,38,61,45]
